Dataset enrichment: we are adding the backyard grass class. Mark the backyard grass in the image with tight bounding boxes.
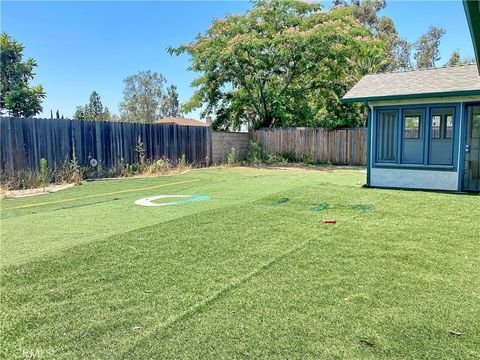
[1,167,479,359]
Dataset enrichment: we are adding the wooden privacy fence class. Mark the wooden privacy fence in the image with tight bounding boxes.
[253,127,367,165]
[0,117,210,175]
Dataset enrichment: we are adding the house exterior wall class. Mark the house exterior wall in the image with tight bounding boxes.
[369,167,459,191]
[367,96,480,191]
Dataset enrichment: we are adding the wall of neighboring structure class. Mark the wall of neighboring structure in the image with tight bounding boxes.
[211,132,251,164]
[367,96,480,191]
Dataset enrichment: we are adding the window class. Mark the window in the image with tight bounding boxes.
[431,109,453,139]
[374,104,458,169]
[404,113,422,139]
[377,111,397,162]
[402,110,424,164]
[430,108,454,165]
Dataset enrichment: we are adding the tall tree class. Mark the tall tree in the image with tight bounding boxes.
[446,50,475,66]
[161,85,183,118]
[169,0,384,130]
[74,91,110,120]
[119,70,166,123]
[348,1,411,71]
[0,32,45,117]
[390,38,412,71]
[351,0,386,29]
[87,91,105,119]
[414,26,445,68]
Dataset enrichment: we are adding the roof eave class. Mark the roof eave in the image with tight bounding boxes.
[463,0,480,73]
[341,89,480,104]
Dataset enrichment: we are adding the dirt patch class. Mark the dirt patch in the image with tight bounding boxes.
[2,183,75,199]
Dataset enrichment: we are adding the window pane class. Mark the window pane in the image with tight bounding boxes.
[404,115,421,139]
[445,115,453,139]
[430,108,454,165]
[432,115,441,139]
[402,110,424,164]
[472,109,480,138]
[377,111,397,162]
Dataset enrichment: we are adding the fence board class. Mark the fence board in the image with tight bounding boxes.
[253,127,367,166]
[0,117,209,175]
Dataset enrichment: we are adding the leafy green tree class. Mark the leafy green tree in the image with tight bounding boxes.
[87,91,105,119]
[169,0,384,130]
[119,70,166,123]
[74,91,110,120]
[390,38,412,71]
[447,51,461,66]
[446,51,475,66]
[73,106,86,120]
[109,113,121,122]
[0,32,45,117]
[351,0,386,29]
[161,84,183,118]
[346,1,411,71]
[414,26,445,68]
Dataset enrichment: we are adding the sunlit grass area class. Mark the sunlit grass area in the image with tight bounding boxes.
[1,167,479,359]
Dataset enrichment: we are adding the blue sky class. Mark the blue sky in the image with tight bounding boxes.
[1,1,474,120]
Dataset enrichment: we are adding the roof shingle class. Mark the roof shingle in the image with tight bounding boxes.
[155,117,209,127]
[342,64,480,102]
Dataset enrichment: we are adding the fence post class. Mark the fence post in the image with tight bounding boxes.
[206,127,212,166]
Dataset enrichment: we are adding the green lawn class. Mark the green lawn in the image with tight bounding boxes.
[1,167,479,359]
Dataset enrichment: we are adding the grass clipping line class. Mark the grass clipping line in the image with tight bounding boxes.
[119,235,317,358]
[0,179,201,211]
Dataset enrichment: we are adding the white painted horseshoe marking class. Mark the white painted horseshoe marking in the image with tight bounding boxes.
[134,195,193,207]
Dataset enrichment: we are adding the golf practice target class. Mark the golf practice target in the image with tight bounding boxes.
[134,194,209,207]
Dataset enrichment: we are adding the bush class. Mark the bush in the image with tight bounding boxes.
[0,169,43,191]
[246,140,263,164]
[227,147,238,165]
[264,153,287,165]
[276,150,296,163]
[40,158,49,188]
[135,135,146,169]
[178,154,187,168]
[301,153,315,165]
[144,158,171,175]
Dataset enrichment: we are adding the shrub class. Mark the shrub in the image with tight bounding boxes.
[40,158,49,188]
[264,153,288,165]
[0,170,43,191]
[178,154,187,168]
[227,147,238,165]
[144,158,171,175]
[69,148,83,185]
[135,135,146,168]
[246,140,263,164]
[276,150,296,163]
[301,153,315,165]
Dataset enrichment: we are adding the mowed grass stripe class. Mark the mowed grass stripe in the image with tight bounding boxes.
[2,169,335,266]
[0,178,201,211]
[118,233,318,359]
